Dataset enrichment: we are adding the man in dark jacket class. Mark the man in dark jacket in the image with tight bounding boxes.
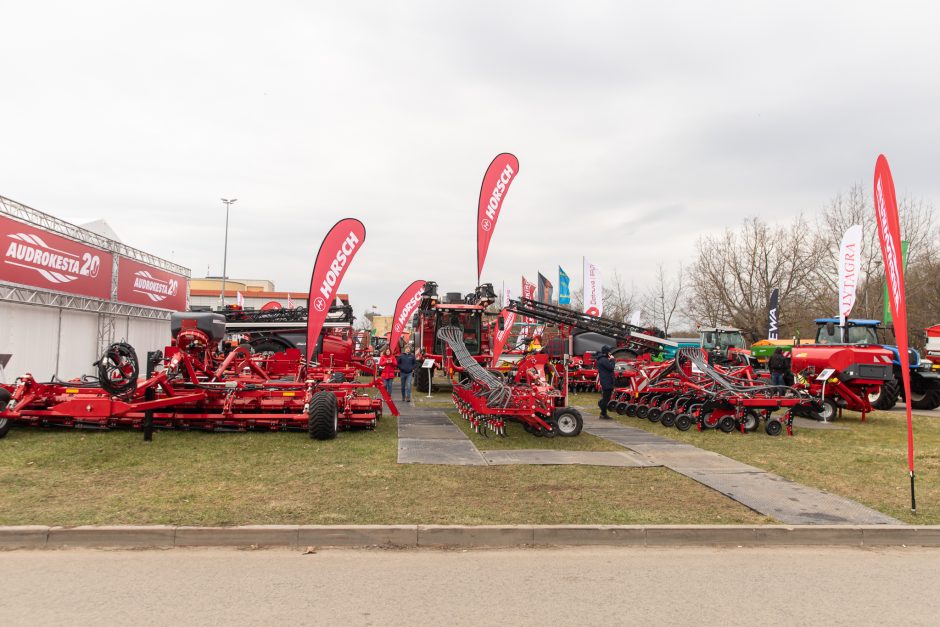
[396,346,418,402]
[596,345,615,419]
[768,348,789,388]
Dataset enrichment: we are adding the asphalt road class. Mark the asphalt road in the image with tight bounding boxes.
[2,546,939,626]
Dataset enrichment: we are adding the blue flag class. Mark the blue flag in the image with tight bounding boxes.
[558,266,570,304]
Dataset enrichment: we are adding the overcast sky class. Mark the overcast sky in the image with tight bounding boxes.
[2,1,938,317]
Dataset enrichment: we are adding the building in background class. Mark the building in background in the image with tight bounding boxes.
[0,195,190,380]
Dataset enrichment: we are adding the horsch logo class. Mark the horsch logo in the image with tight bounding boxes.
[480,164,515,231]
[318,231,360,301]
[394,286,424,333]
[4,232,101,285]
[132,270,179,303]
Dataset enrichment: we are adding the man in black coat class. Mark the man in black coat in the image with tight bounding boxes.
[396,346,418,403]
[596,345,615,419]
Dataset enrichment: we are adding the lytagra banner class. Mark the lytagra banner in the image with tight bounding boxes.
[0,213,113,299]
[307,218,366,363]
[117,257,188,311]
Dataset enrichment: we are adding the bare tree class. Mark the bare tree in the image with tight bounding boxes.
[643,263,686,334]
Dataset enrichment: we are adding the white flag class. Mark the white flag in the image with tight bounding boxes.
[838,225,863,328]
[287,293,294,309]
[236,291,245,308]
[504,286,512,307]
[583,258,603,317]
[630,310,642,327]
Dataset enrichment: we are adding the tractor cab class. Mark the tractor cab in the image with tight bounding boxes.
[814,318,880,346]
[699,327,746,355]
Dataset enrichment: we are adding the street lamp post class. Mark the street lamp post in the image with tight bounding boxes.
[219,198,237,308]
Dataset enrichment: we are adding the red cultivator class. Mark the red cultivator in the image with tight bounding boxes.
[609,349,816,436]
[0,312,397,440]
[438,325,582,438]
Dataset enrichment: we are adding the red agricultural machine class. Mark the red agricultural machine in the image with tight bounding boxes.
[609,348,816,436]
[411,281,497,392]
[437,325,582,437]
[0,310,397,441]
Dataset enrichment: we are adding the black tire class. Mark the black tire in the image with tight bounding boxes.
[647,407,662,423]
[0,388,11,439]
[308,391,338,440]
[765,418,783,436]
[636,405,650,419]
[675,414,693,431]
[699,410,718,430]
[742,410,760,433]
[660,410,677,428]
[250,337,293,354]
[869,379,900,410]
[910,387,940,411]
[615,402,628,415]
[553,408,583,437]
[812,398,838,422]
[625,403,638,417]
[415,366,434,393]
[717,415,736,433]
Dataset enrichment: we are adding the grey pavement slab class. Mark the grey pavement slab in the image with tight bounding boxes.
[584,417,902,525]
[398,438,487,465]
[481,449,656,467]
[398,424,467,439]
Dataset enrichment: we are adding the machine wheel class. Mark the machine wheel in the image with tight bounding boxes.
[765,418,783,436]
[250,337,293,354]
[659,410,677,428]
[636,405,650,419]
[717,415,736,433]
[308,391,338,440]
[553,408,583,437]
[812,398,838,422]
[675,414,693,431]
[615,402,628,415]
[415,366,434,393]
[699,410,718,429]
[647,407,662,423]
[742,410,760,432]
[0,388,11,439]
[625,403,638,417]
[868,379,900,410]
[910,387,940,410]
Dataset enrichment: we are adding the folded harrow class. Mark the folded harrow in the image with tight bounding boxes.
[437,325,582,438]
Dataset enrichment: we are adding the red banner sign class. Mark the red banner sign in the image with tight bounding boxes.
[490,308,517,366]
[873,155,915,481]
[390,279,425,354]
[476,153,519,282]
[1,214,113,299]
[307,218,366,363]
[116,257,188,311]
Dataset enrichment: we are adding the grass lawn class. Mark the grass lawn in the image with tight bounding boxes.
[577,388,940,524]
[0,414,768,527]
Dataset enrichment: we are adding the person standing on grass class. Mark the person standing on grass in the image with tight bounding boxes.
[769,348,789,388]
[377,348,396,400]
[596,345,615,419]
[396,344,417,403]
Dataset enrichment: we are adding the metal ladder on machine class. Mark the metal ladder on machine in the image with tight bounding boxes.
[505,298,677,355]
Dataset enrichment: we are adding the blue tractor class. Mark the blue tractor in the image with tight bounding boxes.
[814,318,940,410]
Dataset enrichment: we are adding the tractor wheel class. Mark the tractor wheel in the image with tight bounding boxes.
[910,387,940,410]
[625,403,638,417]
[742,410,760,433]
[615,402,628,415]
[647,407,662,423]
[415,366,434,393]
[812,398,838,422]
[250,337,293,354]
[308,391,338,440]
[717,415,737,433]
[659,410,677,428]
[765,418,783,436]
[868,379,900,410]
[0,388,10,439]
[636,405,650,419]
[553,408,583,437]
[675,414,693,431]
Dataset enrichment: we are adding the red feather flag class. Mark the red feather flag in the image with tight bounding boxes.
[306,218,366,364]
[476,153,519,282]
[390,280,426,354]
[873,154,917,512]
[490,307,517,367]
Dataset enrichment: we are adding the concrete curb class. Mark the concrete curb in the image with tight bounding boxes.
[3,525,940,549]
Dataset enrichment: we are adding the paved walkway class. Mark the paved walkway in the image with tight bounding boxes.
[581,415,901,525]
